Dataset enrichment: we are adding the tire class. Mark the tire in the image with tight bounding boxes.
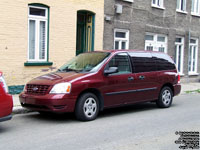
[75,93,99,121]
[156,86,173,108]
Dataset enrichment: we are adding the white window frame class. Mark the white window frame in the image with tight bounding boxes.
[28,6,48,62]
[114,29,129,50]
[145,33,168,53]
[176,0,187,13]
[175,37,184,75]
[188,38,199,75]
[151,0,165,9]
[191,0,200,16]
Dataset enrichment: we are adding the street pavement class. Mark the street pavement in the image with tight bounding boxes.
[12,82,200,114]
[0,94,199,150]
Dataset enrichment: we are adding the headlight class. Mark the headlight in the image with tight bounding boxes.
[50,82,71,94]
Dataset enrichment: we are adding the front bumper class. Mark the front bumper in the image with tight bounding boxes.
[19,93,77,113]
[0,94,13,121]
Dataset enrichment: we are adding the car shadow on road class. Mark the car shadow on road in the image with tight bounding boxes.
[15,111,76,124]
[21,102,162,123]
[0,125,12,134]
[99,102,158,118]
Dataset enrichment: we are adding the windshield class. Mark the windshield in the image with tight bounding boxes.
[58,52,110,73]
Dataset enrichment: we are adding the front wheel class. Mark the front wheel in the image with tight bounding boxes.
[75,93,99,121]
[156,86,173,108]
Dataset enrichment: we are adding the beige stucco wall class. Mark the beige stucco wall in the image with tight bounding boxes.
[0,0,104,86]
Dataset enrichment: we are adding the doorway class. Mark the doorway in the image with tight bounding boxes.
[76,11,95,55]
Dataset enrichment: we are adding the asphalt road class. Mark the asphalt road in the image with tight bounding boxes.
[0,94,200,150]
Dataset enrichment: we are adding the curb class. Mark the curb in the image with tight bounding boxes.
[12,106,34,115]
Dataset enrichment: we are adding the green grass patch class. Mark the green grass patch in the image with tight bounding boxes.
[185,89,200,94]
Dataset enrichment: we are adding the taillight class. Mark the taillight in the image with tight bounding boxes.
[0,75,9,93]
[177,74,181,84]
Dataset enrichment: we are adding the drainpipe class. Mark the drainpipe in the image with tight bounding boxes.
[188,30,191,77]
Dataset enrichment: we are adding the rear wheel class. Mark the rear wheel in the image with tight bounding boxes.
[156,86,173,108]
[75,93,99,121]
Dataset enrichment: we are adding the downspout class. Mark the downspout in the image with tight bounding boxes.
[188,29,191,75]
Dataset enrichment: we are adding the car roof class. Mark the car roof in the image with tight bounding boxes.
[94,49,166,54]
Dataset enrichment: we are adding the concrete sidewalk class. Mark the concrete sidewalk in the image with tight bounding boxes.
[12,82,200,114]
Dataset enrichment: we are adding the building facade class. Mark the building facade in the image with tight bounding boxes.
[0,0,104,93]
[104,0,200,82]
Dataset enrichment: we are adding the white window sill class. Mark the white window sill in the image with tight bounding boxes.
[123,0,134,3]
[188,73,199,76]
[151,5,165,10]
[179,73,185,76]
[191,13,200,17]
[176,9,188,14]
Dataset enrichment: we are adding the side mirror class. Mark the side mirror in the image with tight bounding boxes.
[104,67,118,76]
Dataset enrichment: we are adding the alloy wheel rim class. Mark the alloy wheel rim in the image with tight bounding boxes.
[162,89,171,106]
[83,97,97,118]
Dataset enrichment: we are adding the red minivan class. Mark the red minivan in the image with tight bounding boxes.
[0,71,13,122]
[19,50,181,121]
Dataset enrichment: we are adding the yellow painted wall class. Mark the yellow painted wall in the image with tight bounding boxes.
[0,0,104,86]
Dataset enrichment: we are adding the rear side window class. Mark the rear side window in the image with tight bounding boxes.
[152,53,176,71]
[107,53,131,74]
[129,52,156,73]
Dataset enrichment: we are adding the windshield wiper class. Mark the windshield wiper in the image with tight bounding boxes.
[58,67,80,73]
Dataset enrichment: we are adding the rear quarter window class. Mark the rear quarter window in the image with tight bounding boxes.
[152,53,176,71]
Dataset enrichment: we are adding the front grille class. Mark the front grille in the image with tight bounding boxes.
[26,84,50,95]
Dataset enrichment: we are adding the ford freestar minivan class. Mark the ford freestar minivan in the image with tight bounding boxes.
[19,50,181,121]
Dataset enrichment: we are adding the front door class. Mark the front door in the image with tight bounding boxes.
[76,11,95,55]
[102,53,135,107]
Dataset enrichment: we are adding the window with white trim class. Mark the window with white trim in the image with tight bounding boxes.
[152,0,164,8]
[191,0,200,15]
[175,37,184,74]
[28,5,48,62]
[188,38,198,74]
[176,0,187,12]
[145,33,167,53]
[114,29,129,50]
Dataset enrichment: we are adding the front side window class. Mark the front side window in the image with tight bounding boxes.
[28,5,48,62]
[145,33,167,53]
[152,0,164,8]
[191,0,200,15]
[107,53,131,74]
[176,0,187,12]
[114,29,129,50]
[175,37,184,74]
[188,38,198,74]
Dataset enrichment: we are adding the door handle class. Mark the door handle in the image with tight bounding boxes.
[128,77,134,81]
[139,75,145,80]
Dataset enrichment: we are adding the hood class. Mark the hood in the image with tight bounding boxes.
[27,72,88,85]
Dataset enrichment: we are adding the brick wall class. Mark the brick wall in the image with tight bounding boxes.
[0,0,104,86]
[104,0,200,82]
